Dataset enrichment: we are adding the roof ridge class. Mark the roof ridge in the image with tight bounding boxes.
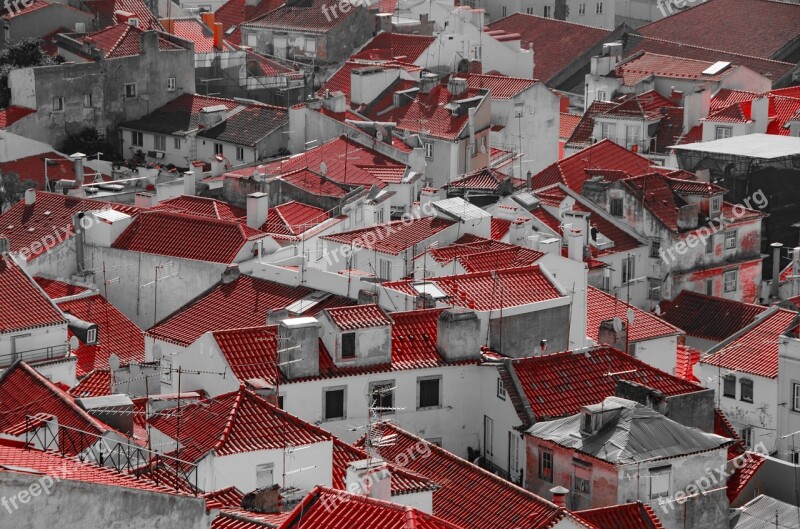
[213,386,244,452]
[491,11,608,31]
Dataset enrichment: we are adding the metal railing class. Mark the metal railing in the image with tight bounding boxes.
[0,344,70,369]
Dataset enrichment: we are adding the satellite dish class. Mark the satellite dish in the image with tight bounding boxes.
[611,317,624,333]
[376,130,384,142]
[109,353,120,372]
[320,162,328,175]
[627,308,635,325]
[152,343,163,362]
[68,336,80,351]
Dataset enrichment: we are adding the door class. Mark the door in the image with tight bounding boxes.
[483,415,494,458]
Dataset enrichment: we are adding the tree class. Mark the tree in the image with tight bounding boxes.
[0,38,64,107]
[0,171,37,212]
[61,128,117,161]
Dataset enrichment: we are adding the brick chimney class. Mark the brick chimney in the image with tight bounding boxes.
[550,486,568,508]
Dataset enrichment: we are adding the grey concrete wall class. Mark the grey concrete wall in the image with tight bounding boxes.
[489,305,570,357]
[615,380,715,432]
[6,5,93,44]
[0,471,210,528]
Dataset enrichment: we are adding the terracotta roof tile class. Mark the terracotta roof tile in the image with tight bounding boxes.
[727,452,765,503]
[213,509,287,528]
[490,218,511,240]
[68,369,112,398]
[325,304,392,330]
[197,104,288,147]
[322,217,455,255]
[445,168,526,193]
[0,152,110,191]
[352,32,435,63]
[658,290,767,342]
[152,195,246,220]
[214,0,284,39]
[121,93,242,135]
[616,52,738,86]
[262,201,329,237]
[576,502,665,529]
[560,113,582,139]
[243,0,354,32]
[457,73,539,99]
[0,261,66,334]
[83,0,163,30]
[34,277,91,299]
[0,106,35,128]
[675,345,701,384]
[587,287,682,343]
[79,24,180,59]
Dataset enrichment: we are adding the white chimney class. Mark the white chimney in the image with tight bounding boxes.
[183,171,196,196]
[345,460,392,502]
[24,188,35,206]
[568,227,583,262]
[70,152,86,188]
[246,192,269,230]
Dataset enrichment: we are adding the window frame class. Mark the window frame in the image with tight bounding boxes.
[174,136,181,150]
[378,259,391,281]
[497,377,506,400]
[539,448,553,482]
[369,380,395,415]
[740,378,754,403]
[792,382,800,412]
[622,255,635,284]
[255,462,274,488]
[715,126,733,140]
[52,96,64,112]
[723,374,736,398]
[154,134,166,152]
[610,197,623,217]
[236,146,245,161]
[424,142,433,159]
[649,465,671,499]
[650,239,661,258]
[124,83,137,99]
[85,328,97,344]
[724,269,738,293]
[340,332,356,359]
[417,375,442,410]
[132,131,143,147]
[214,142,224,156]
[322,385,347,421]
[167,77,176,91]
[724,230,737,250]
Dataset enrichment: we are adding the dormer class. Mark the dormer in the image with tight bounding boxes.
[579,400,627,436]
[319,305,393,367]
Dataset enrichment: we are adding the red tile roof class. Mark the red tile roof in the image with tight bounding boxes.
[112,210,264,264]
[147,274,354,345]
[490,218,511,240]
[325,304,392,330]
[0,260,66,334]
[213,510,287,529]
[560,113,582,140]
[587,287,682,343]
[319,62,404,105]
[214,0,284,43]
[575,502,665,529]
[445,168,526,193]
[356,422,574,529]
[616,52,738,86]
[383,265,564,311]
[0,192,139,261]
[367,83,485,141]
[532,139,653,191]
[711,89,762,111]
[658,290,767,342]
[703,100,752,124]
[164,17,233,53]
[57,294,145,377]
[0,106,35,128]
[243,0,353,32]
[203,486,245,510]
[79,24,181,59]
[0,151,109,190]
[426,234,526,265]
[485,13,609,81]
[262,201,329,237]
[352,32,436,63]
[456,73,539,99]
[68,369,112,398]
[34,277,92,299]
[322,216,455,256]
[266,167,348,198]
[279,485,462,529]
[675,124,702,146]
[152,195,246,221]
[0,363,110,455]
[148,387,331,465]
[727,452,765,502]
[458,247,544,273]
[675,345,701,384]
[701,308,798,379]
[83,0,163,30]
[637,0,800,59]
[508,346,702,421]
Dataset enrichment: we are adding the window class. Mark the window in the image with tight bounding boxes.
[600,122,616,140]
[424,142,433,159]
[378,259,391,280]
[167,77,176,91]
[154,134,166,151]
[132,131,143,147]
[706,279,713,296]
[497,377,506,400]
[4,26,9,43]
[214,143,223,156]
[53,97,64,111]
[711,196,721,213]
[543,5,551,16]
[793,383,800,412]
[723,374,736,398]
[341,332,356,359]
[128,17,139,27]
[417,375,441,409]
[316,238,324,261]
[622,255,635,284]
[174,136,181,149]
[84,94,92,108]
[648,279,661,301]
[649,466,671,499]
[792,451,800,465]
[705,234,714,254]
[539,449,553,482]
[501,6,506,16]
[323,387,346,420]
[740,378,753,403]
[256,463,274,488]
[124,83,136,98]
[574,476,590,494]
[579,2,586,14]
[741,427,753,447]
[509,432,520,478]
[376,208,384,224]
[715,126,732,140]
[597,90,607,102]
[355,205,363,223]
[625,124,641,150]
[484,415,494,456]
[724,269,738,293]
[305,36,316,54]
[236,147,244,161]
[526,7,533,14]
[596,1,602,13]
[369,381,395,415]
[725,230,737,250]
[650,239,661,258]
[247,33,257,47]
[161,357,172,384]
[610,197,623,217]
[85,328,97,344]
[582,412,594,434]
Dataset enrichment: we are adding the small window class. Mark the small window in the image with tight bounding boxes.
[85,328,97,344]
[725,230,737,250]
[706,234,714,254]
[596,1,602,13]
[128,17,139,27]
[316,238,324,261]
[497,378,506,400]
[424,142,433,159]
[539,449,553,482]
[214,143,223,156]
[174,136,181,149]
[154,134,166,151]
[610,197,623,217]
[53,97,64,111]
[724,269,738,293]
[723,374,736,398]
[741,427,753,448]
[167,77,176,91]
[792,383,800,412]
[706,279,713,296]
[323,387,346,421]
[711,196,721,213]
[236,147,244,161]
[378,259,391,280]
[601,122,616,140]
[256,463,274,488]
[484,415,494,456]
[650,239,661,258]
[622,255,635,284]
[83,94,92,108]
[715,126,732,140]
[341,332,356,359]
[543,5,551,16]
[418,376,441,409]
[132,131,143,147]
[649,466,671,499]
[579,2,586,14]
[369,381,395,415]
[740,378,753,403]
[597,90,607,102]
[648,280,661,301]
[161,357,172,384]
[124,83,137,98]
[574,475,590,494]
[501,6,506,16]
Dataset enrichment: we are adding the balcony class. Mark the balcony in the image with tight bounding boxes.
[0,344,70,369]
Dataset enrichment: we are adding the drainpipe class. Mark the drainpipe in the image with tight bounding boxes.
[771,242,782,299]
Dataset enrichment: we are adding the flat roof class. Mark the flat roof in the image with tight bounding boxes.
[671,133,800,159]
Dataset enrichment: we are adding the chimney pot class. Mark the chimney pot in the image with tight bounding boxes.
[550,486,568,508]
[24,188,36,206]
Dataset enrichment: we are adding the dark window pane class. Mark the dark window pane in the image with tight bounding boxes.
[342,333,356,358]
[325,389,344,419]
[419,378,440,408]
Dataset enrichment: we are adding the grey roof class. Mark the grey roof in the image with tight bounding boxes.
[732,495,800,529]
[671,133,800,159]
[525,397,732,464]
